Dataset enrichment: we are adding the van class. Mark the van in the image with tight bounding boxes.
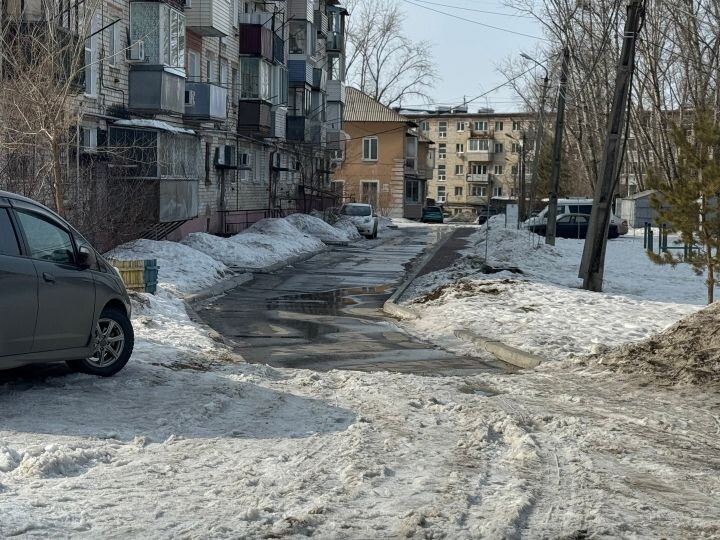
[525,198,628,235]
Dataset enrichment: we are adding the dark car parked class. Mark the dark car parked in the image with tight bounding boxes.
[527,213,619,240]
[0,191,133,376]
[421,206,444,223]
[477,206,501,225]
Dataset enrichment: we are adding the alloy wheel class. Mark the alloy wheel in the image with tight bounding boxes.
[88,318,126,368]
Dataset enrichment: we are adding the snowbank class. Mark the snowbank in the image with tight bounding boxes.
[285,213,351,243]
[333,217,363,241]
[105,239,229,295]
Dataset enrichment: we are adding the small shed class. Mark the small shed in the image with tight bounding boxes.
[617,189,668,228]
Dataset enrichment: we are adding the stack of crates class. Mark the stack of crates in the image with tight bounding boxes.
[107,259,159,294]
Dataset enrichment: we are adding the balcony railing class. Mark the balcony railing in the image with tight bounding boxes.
[237,12,274,26]
[467,173,492,183]
[184,81,227,122]
[237,101,272,136]
[128,65,185,116]
[238,24,273,61]
[273,33,285,64]
[326,31,344,52]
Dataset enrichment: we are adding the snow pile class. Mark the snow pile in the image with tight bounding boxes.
[285,213,351,243]
[333,217,363,241]
[105,239,229,295]
[591,301,720,385]
[244,217,325,257]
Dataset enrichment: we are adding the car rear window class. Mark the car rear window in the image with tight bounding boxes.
[342,205,371,217]
[426,207,441,212]
[0,208,20,256]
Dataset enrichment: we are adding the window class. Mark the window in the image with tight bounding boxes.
[474,121,487,131]
[511,164,519,175]
[437,186,446,202]
[0,209,20,256]
[455,165,464,175]
[363,137,378,161]
[437,164,446,180]
[471,185,486,197]
[454,186,463,197]
[220,59,229,88]
[231,66,238,101]
[495,121,504,131]
[438,121,447,138]
[331,180,345,197]
[457,121,466,132]
[456,143,464,154]
[207,52,218,84]
[129,3,185,67]
[240,57,271,100]
[494,165,504,175]
[469,139,490,152]
[84,16,99,96]
[361,181,379,207]
[494,143,504,153]
[108,20,122,67]
[493,186,503,197]
[15,211,75,264]
[512,120,522,131]
[420,121,430,132]
[406,180,420,202]
[511,142,521,153]
[438,143,446,159]
[187,50,201,81]
[233,0,239,27]
[471,164,487,175]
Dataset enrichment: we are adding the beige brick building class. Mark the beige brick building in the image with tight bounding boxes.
[404,109,535,216]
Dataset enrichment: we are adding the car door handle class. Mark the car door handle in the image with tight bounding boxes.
[43,272,56,283]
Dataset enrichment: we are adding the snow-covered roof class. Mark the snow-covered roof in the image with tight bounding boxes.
[114,119,196,136]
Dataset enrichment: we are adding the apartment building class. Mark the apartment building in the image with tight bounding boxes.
[0,0,347,247]
[333,88,435,219]
[404,108,534,216]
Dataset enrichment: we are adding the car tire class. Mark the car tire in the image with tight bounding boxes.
[371,225,378,239]
[67,307,134,377]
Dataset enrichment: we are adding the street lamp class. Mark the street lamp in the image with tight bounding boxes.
[519,53,550,222]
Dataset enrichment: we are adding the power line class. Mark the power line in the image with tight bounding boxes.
[400,0,550,42]
[411,0,534,19]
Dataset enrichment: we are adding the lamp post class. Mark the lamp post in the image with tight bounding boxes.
[520,53,550,223]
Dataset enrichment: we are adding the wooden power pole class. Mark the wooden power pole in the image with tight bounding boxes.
[579,0,645,291]
[545,47,570,246]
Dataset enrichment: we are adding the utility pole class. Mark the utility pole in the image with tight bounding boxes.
[517,133,527,228]
[545,46,570,246]
[580,0,645,291]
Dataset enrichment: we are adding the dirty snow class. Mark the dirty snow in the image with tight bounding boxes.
[285,213,351,243]
[105,239,229,295]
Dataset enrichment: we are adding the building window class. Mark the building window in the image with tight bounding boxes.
[84,15,99,96]
[469,139,490,152]
[471,164,487,175]
[474,121,487,131]
[438,121,447,138]
[420,121,430,132]
[437,185,446,203]
[493,186,503,197]
[240,57,271,100]
[107,20,122,67]
[495,121,504,131]
[231,66,238,101]
[512,120,522,131]
[187,50,201,82]
[456,143,464,154]
[363,137,378,161]
[457,121,466,132]
[511,164,519,175]
[406,180,420,203]
[494,165,503,175]
[511,142,521,153]
[220,59,229,88]
[455,164,464,175]
[471,185,486,197]
[130,3,186,67]
[331,180,345,197]
[438,143,446,159]
[437,164,446,180]
[454,186,463,197]
[361,181,379,207]
[494,143,504,153]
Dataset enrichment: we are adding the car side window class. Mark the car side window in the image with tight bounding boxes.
[575,215,589,224]
[15,210,75,264]
[557,215,571,224]
[0,208,21,256]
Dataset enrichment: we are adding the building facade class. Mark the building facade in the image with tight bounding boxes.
[0,0,347,248]
[333,88,434,219]
[404,108,535,216]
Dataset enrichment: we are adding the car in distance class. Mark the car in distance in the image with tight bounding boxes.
[525,198,628,235]
[0,191,134,376]
[339,203,379,239]
[527,213,620,239]
[421,206,444,224]
[477,206,501,225]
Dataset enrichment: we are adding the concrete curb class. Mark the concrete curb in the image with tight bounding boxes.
[184,272,254,306]
[454,330,543,369]
[382,230,456,320]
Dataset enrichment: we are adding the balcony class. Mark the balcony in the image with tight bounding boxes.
[326,129,345,151]
[326,31,344,52]
[185,0,233,37]
[288,0,313,21]
[128,65,185,116]
[466,195,490,204]
[327,80,345,103]
[237,101,272,136]
[287,116,323,144]
[184,82,227,122]
[467,174,493,183]
[238,12,274,26]
[271,107,287,139]
[467,149,494,162]
[238,24,273,61]
[288,60,313,85]
[314,10,328,37]
[273,33,285,64]
[312,67,326,90]
[471,128,495,138]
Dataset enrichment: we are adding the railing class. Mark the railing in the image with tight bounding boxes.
[219,208,285,235]
[467,174,492,183]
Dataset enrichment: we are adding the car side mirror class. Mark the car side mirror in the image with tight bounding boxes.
[77,246,93,270]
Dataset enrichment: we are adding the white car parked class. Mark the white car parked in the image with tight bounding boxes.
[340,203,379,239]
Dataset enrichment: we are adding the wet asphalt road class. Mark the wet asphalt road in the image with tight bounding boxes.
[197,226,507,376]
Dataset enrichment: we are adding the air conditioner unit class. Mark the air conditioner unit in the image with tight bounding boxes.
[215,145,238,168]
[128,41,145,62]
[184,90,196,106]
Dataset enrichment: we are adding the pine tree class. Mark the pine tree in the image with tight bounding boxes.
[647,110,720,304]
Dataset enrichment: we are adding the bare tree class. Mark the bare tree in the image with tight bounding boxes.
[343,0,437,107]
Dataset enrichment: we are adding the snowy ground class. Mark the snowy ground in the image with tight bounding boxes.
[2,222,719,538]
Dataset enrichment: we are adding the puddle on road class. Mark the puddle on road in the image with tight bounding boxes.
[266,285,393,316]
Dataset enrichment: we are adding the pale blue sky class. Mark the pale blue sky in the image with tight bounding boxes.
[399,0,546,112]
